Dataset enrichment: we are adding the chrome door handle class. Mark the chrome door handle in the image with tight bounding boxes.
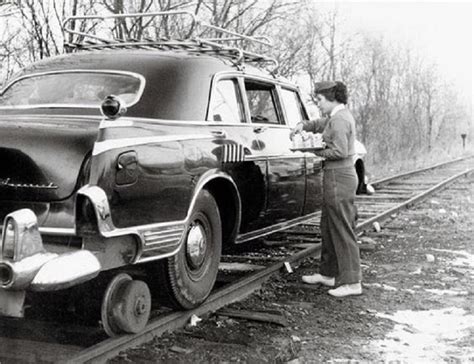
[253,126,268,134]
[211,130,227,138]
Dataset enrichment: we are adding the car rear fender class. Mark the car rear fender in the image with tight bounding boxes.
[190,170,241,246]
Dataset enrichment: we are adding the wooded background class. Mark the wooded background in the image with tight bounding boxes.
[0,0,472,176]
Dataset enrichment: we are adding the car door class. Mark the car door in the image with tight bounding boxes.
[242,78,305,225]
[279,87,324,214]
[206,76,268,233]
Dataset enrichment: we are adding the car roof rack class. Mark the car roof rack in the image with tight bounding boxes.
[62,11,279,71]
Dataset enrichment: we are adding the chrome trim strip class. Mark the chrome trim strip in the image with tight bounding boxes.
[143,242,181,251]
[144,237,181,245]
[136,250,181,263]
[144,232,183,240]
[144,227,183,234]
[144,232,183,242]
[95,115,291,128]
[236,212,321,244]
[0,114,103,122]
[0,69,146,110]
[186,169,242,225]
[77,185,187,263]
[211,70,300,92]
[39,227,76,236]
[245,153,304,161]
[77,172,241,263]
[92,134,213,155]
[267,154,305,160]
[99,119,135,129]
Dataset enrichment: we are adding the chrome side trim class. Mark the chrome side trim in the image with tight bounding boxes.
[0,114,103,122]
[245,153,304,161]
[185,169,242,224]
[99,119,135,129]
[38,227,76,236]
[236,212,320,244]
[77,185,186,263]
[78,172,241,263]
[92,134,213,156]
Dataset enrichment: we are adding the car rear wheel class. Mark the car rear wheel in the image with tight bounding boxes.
[154,190,222,309]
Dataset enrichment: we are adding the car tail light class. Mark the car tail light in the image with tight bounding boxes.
[1,209,43,262]
[100,95,127,120]
[0,263,13,285]
[76,196,99,235]
[2,219,17,260]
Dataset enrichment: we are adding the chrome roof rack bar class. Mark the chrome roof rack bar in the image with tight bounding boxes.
[62,11,276,67]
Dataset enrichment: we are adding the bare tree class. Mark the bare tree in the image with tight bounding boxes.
[0,0,469,165]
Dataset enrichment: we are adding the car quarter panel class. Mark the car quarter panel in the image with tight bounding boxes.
[89,119,218,228]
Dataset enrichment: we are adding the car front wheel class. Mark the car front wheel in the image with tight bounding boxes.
[155,189,222,310]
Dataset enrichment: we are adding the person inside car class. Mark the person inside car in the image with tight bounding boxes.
[290,81,362,297]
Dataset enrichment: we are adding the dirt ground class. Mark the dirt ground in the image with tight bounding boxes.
[111,172,474,363]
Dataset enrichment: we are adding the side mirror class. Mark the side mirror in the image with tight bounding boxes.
[100,95,127,120]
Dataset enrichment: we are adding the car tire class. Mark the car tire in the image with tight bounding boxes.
[154,189,222,310]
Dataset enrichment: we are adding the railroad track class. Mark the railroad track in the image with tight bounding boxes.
[1,155,473,364]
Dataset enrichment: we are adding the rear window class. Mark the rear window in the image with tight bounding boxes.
[0,71,144,109]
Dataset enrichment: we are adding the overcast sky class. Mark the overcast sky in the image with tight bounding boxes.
[323,1,472,107]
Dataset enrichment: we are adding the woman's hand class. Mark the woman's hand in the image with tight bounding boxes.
[289,122,304,140]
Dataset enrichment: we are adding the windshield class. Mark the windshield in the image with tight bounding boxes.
[0,71,144,108]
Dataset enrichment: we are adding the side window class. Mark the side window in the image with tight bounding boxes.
[281,88,307,128]
[209,79,244,123]
[244,81,280,124]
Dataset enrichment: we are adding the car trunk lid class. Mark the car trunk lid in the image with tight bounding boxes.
[0,115,99,202]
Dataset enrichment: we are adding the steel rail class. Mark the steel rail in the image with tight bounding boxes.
[68,161,474,363]
[357,167,474,231]
[371,154,473,187]
[66,243,322,363]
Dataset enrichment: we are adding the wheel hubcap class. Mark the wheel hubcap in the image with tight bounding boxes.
[186,222,207,269]
[135,296,148,316]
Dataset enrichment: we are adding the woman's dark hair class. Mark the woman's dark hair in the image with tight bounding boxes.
[317,81,348,104]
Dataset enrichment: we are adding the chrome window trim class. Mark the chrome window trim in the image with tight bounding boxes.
[0,69,146,110]
[242,76,286,126]
[206,75,246,124]
[213,70,300,89]
[279,85,310,122]
[208,70,302,125]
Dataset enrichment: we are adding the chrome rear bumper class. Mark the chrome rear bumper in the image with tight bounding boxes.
[0,209,101,299]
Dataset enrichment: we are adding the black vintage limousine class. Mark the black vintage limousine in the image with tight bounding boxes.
[0,13,368,336]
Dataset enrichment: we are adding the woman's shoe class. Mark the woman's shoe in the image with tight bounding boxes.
[301,274,335,286]
[328,283,362,297]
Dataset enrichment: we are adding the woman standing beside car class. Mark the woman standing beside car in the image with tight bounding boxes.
[290,81,362,297]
